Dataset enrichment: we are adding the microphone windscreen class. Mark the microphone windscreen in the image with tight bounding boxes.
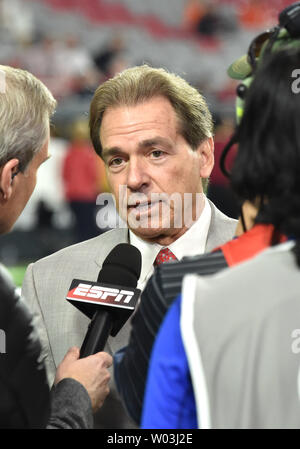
[97,243,142,288]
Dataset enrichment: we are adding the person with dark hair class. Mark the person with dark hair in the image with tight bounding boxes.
[114,6,300,426]
[141,48,300,429]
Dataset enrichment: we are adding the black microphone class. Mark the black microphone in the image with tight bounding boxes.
[66,243,142,357]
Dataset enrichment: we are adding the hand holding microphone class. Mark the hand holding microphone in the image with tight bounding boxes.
[60,243,141,413]
[66,243,142,357]
[54,347,112,412]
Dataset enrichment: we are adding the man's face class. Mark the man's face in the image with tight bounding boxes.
[3,134,50,233]
[100,96,214,245]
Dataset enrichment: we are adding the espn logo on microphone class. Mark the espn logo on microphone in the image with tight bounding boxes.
[67,279,139,309]
[73,283,134,303]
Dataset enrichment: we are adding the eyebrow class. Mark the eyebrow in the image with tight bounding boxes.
[138,137,172,150]
[102,147,127,161]
[102,137,172,160]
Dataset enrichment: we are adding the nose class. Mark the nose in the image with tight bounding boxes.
[126,156,150,192]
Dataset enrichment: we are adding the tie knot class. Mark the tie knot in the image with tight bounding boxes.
[154,248,177,266]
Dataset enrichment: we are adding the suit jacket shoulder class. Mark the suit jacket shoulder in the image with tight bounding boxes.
[32,227,129,271]
[206,200,237,252]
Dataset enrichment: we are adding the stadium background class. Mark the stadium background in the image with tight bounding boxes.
[0,0,292,285]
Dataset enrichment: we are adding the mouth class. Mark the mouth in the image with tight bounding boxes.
[127,200,161,215]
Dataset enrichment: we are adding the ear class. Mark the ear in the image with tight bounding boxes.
[0,159,19,202]
[198,137,214,179]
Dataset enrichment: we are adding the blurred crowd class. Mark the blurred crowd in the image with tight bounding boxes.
[1,0,291,102]
[183,0,290,35]
[0,0,290,262]
[0,1,131,101]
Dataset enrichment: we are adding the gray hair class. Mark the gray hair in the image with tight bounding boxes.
[0,65,56,171]
[90,64,213,158]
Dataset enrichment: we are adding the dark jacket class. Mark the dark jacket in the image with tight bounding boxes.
[0,264,50,428]
[0,264,93,429]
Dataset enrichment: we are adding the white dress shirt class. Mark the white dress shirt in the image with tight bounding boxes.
[129,196,212,291]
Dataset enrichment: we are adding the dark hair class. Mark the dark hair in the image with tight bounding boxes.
[230,48,300,265]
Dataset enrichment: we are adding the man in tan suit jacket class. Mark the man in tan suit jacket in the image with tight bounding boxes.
[22,65,237,428]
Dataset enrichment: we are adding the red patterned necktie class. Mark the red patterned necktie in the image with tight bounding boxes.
[154,248,177,266]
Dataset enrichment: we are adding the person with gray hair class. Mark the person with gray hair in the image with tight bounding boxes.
[89,64,214,193]
[0,65,112,429]
[22,64,237,428]
[0,65,55,234]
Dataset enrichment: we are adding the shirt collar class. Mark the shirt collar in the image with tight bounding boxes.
[168,196,211,259]
[129,230,161,289]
